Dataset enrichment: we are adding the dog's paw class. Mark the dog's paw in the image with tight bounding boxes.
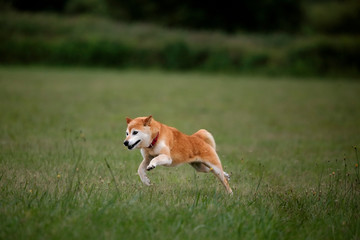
[147,164,156,171]
[139,172,151,186]
[142,177,151,186]
[224,172,231,181]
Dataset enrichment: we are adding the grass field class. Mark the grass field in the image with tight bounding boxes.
[0,67,359,239]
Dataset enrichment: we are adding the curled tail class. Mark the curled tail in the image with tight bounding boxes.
[193,129,216,150]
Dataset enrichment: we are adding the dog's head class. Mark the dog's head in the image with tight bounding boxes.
[123,116,153,150]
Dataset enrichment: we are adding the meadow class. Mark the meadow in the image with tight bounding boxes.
[0,67,359,239]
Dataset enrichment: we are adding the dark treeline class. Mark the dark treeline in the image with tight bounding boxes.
[4,0,360,33]
[105,0,303,32]
[0,0,315,32]
[5,0,360,34]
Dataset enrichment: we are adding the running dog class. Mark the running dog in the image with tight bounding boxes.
[123,116,232,194]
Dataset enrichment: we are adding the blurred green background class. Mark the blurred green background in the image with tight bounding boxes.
[1,2,360,239]
[1,0,359,77]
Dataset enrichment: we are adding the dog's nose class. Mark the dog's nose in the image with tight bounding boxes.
[123,141,129,147]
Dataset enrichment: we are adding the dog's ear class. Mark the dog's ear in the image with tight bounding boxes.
[126,117,132,124]
[144,115,152,126]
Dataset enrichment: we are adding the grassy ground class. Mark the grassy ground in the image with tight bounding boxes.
[0,67,359,239]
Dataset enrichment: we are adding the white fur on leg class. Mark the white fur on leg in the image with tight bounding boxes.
[138,159,151,186]
[138,169,151,186]
[209,165,223,177]
[147,154,172,171]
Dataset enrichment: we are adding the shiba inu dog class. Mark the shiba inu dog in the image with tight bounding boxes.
[123,116,233,194]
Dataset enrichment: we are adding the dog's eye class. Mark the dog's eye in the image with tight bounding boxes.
[133,131,138,135]
[126,132,128,136]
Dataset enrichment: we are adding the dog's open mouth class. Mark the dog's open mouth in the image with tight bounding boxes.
[128,140,141,150]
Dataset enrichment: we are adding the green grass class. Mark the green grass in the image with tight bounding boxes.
[0,67,359,239]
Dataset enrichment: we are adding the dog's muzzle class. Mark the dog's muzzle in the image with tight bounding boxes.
[124,140,141,150]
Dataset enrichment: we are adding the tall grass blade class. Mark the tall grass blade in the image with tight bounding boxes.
[104,158,121,198]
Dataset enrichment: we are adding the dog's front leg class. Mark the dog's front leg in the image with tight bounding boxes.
[147,154,172,171]
[138,150,152,186]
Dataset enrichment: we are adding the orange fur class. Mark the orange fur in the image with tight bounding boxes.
[124,116,232,194]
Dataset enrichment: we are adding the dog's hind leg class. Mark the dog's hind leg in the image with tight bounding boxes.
[190,162,211,173]
[209,164,232,194]
[191,162,230,181]
[199,153,233,194]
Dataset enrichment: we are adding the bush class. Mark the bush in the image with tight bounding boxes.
[287,38,360,76]
[0,12,359,77]
[161,41,192,70]
[201,50,235,71]
[242,53,269,70]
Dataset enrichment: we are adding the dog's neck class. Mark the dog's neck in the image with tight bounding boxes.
[148,132,159,148]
